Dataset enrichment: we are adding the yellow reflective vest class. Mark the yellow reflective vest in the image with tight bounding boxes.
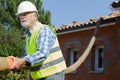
[26,23,66,80]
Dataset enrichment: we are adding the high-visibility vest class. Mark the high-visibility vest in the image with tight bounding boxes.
[26,23,66,80]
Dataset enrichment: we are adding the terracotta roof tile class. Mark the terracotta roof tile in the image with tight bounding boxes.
[56,12,120,33]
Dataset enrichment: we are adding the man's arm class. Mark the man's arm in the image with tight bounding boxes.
[24,26,56,64]
[10,26,56,69]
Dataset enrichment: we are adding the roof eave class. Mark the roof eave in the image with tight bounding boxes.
[57,22,115,35]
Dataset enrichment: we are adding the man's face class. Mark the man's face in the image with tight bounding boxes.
[19,12,36,29]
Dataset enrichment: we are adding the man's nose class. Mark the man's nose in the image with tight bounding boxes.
[20,15,25,20]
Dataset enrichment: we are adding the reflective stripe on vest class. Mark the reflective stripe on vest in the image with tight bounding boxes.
[26,23,66,80]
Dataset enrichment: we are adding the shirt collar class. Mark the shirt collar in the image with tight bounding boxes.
[29,21,40,34]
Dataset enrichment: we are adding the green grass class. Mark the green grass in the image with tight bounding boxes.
[0,69,27,80]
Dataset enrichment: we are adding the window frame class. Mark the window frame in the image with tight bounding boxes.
[68,48,78,73]
[94,45,104,71]
[90,45,104,73]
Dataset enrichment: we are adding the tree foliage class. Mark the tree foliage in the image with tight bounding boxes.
[0,0,51,56]
[0,0,51,79]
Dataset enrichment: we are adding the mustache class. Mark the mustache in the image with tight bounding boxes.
[21,19,28,23]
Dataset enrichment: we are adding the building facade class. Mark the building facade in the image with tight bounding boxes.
[56,13,120,80]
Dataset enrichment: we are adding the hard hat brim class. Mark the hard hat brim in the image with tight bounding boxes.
[16,11,38,15]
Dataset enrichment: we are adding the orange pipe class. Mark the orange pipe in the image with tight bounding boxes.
[0,57,14,71]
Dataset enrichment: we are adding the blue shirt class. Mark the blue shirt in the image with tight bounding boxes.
[23,21,56,65]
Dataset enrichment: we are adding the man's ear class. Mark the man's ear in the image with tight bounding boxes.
[34,12,37,17]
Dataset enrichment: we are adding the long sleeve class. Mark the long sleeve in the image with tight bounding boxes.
[24,26,56,64]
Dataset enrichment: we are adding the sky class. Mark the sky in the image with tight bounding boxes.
[42,0,114,27]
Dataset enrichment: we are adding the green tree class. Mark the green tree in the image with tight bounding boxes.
[0,0,51,56]
[0,0,51,28]
[0,0,51,79]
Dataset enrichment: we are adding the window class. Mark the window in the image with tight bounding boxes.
[91,45,104,73]
[68,48,78,73]
[95,45,104,71]
[69,48,77,65]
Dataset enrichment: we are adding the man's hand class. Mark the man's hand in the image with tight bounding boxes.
[9,56,26,70]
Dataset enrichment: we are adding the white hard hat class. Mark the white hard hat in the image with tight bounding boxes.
[16,1,38,15]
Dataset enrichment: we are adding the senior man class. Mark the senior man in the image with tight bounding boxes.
[10,1,66,80]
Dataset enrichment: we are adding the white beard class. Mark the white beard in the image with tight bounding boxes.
[21,20,30,28]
